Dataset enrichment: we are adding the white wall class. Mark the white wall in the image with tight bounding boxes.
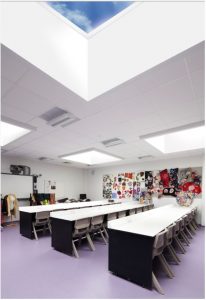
[1,156,87,221]
[85,155,205,225]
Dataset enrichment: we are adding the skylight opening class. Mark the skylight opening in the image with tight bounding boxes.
[61,149,122,165]
[47,1,134,33]
[1,121,31,146]
[145,126,205,154]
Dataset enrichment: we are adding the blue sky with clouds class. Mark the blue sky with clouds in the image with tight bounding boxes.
[47,2,133,33]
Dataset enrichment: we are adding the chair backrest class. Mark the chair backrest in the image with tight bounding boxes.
[183,214,189,225]
[118,211,126,218]
[189,212,194,221]
[166,223,175,245]
[107,213,117,221]
[36,211,50,221]
[178,218,185,231]
[129,209,136,215]
[153,229,168,257]
[143,206,149,211]
[75,218,90,230]
[173,221,180,237]
[149,204,154,210]
[91,215,104,226]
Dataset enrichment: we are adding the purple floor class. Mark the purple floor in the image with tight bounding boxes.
[1,224,205,299]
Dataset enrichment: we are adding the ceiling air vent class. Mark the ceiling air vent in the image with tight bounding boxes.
[102,138,125,148]
[40,107,79,127]
[138,155,154,160]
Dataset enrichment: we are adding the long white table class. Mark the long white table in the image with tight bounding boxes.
[107,204,196,290]
[108,204,196,236]
[19,200,121,213]
[50,202,150,255]
[50,202,148,221]
[19,200,122,239]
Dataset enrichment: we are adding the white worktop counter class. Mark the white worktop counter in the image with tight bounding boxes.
[108,204,196,237]
[50,202,148,221]
[19,200,122,213]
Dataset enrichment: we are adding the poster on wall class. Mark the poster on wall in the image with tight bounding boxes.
[112,173,134,199]
[44,180,56,194]
[103,175,114,199]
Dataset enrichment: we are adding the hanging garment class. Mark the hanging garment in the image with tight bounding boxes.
[6,194,18,217]
[160,169,170,187]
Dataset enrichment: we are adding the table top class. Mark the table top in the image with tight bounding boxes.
[19,200,122,213]
[108,204,196,237]
[50,202,149,221]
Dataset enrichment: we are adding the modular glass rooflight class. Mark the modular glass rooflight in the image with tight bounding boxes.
[145,126,205,153]
[47,1,133,33]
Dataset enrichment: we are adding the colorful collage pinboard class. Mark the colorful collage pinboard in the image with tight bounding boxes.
[103,167,202,203]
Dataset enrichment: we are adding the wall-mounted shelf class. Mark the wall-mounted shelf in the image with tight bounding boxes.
[1,172,33,177]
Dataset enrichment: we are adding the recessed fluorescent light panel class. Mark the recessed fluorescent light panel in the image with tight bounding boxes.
[1,121,31,146]
[145,126,205,153]
[47,1,133,33]
[62,150,121,165]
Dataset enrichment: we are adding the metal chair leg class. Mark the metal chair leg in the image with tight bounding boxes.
[100,230,107,245]
[167,245,180,264]
[169,244,181,262]
[180,232,190,245]
[32,223,38,240]
[191,220,198,230]
[72,241,79,258]
[158,254,174,278]
[48,222,52,234]
[185,227,193,239]
[188,223,196,235]
[174,237,186,253]
[103,226,109,239]
[152,272,164,295]
[86,233,95,251]
[161,254,175,277]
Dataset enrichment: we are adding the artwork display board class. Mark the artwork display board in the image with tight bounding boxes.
[103,167,202,202]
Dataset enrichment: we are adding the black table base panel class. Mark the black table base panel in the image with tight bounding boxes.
[51,218,74,255]
[20,211,35,239]
[108,229,155,289]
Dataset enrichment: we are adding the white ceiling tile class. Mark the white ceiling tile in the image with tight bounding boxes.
[1,45,31,82]
[1,102,34,122]
[2,84,56,116]
[147,76,194,110]
[17,66,88,118]
[185,41,205,73]
[190,69,205,100]
[1,77,15,97]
